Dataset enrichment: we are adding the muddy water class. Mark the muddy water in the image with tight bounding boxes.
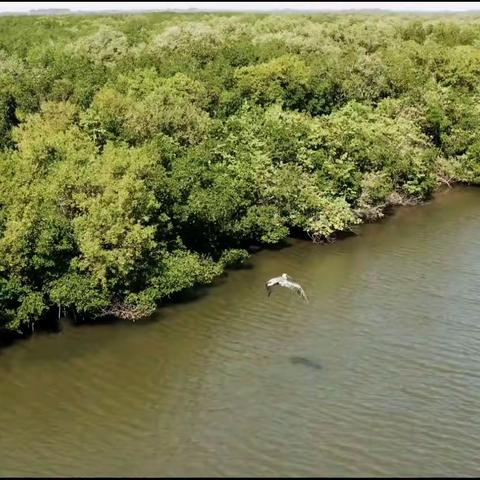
[1,187,480,477]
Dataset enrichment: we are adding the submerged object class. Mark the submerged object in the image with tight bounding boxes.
[290,356,323,370]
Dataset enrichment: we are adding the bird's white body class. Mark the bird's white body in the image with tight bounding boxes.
[265,273,309,302]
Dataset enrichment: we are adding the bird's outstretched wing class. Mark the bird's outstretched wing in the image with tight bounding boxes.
[287,281,309,303]
[265,277,281,297]
[296,285,309,303]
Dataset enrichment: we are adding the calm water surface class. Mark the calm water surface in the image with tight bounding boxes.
[1,187,480,477]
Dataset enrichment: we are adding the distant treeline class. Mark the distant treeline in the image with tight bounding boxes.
[0,12,479,332]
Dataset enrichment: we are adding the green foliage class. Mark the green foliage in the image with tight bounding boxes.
[69,26,129,66]
[234,54,315,110]
[0,11,478,330]
[219,248,250,267]
[49,273,109,314]
[152,250,223,299]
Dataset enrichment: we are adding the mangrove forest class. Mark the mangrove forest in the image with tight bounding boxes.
[0,11,480,333]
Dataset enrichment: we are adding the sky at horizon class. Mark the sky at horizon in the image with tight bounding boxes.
[2,2,480,13]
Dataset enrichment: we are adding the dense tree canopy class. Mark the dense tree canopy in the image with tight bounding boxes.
[0,11,479,333]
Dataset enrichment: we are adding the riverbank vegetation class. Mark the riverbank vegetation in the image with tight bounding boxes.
[1,11,480,332]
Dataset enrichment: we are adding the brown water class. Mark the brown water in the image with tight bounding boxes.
[2,187,480,477]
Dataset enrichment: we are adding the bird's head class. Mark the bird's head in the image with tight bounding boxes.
[281,273,287,278]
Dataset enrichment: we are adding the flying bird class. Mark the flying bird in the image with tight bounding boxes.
[265,273,309,303]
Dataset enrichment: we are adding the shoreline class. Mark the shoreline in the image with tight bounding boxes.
[0,182,471,350]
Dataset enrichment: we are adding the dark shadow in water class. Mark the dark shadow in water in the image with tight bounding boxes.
[225,262,254,271]
[248,239,293,253]
[333,229,358,241]
[289,356,323,370]
[0,311,63,354]
[170,282,219,304]
[0,329,21,354]
[37,312,62,334]
[68,313,119,327]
